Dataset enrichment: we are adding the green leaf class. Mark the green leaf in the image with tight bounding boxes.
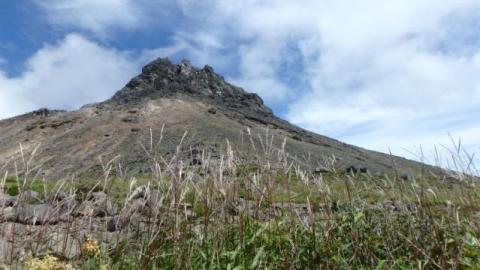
[250,246,265,269]
[375,260,387,270]
[354,212,365,223]
[466,232,480,247]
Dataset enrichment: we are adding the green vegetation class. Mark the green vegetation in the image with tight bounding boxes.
[4,139,480,269]
[3,176,44,196]
[10,164,480,269]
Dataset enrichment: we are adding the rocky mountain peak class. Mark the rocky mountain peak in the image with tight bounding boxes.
[0,57,443,180]
[109,58,273,116]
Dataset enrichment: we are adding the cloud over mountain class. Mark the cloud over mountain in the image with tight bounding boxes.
[0,34,137,119]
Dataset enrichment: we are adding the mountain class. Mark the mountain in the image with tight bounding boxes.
[0,58,440,179]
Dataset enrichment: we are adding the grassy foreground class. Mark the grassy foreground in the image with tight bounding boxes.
[2,138,480,269]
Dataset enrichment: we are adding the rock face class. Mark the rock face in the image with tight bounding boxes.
[0,58,441,179]
[112,59,273,118]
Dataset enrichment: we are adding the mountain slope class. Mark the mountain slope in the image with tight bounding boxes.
[0,58,440,179]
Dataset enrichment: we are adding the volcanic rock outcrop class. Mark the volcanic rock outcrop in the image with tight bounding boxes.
[0,58,439,179]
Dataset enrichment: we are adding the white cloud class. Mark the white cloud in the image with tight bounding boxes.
[34,0,149,36]
[345,121,480,173]
[0,33,138,119]
[171,0,480,164]
[229,42,291,101]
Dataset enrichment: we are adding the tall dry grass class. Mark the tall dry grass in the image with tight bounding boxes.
[0,128,479,269]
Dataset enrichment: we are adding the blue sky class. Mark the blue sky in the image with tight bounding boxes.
[1,0,479,171]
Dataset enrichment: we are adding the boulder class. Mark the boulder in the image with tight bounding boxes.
[12,204,66,225]
[346,166,358,174]
[207,108,217,114]
[76,191,116,217]
[346,166,368,174]
[0,193,16,207]
[359,167,368,173]
[19,190,41,202]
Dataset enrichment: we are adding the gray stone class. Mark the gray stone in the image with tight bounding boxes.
[47,191,69,202]
[346,166,358,174]
[107,215,131,232]
[76,191,116,217]
[346,166,368,174]
[0,193,16,207]
[90,191,107,202]
[13,204,64,225]
[20,190,41,202]
[47,232,81,259]
[359,167,368,173]
[0,207,15,220]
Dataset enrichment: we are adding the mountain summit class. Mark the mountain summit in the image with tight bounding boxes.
[111,58,272,116]
[0,58,439,178]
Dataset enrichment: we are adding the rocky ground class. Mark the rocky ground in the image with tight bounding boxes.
[0,187,160,263]
[0,58,443,180]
